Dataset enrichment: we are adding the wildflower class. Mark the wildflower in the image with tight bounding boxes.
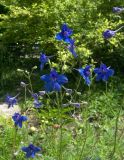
[32,93,42,108]
[12,113,27,128]
[94,63,114,82]
[75,65,91,86]
[41,68,68,92]
[62,102,82,108]
[39,53,54,70]
[22,144,41,158]
[39,53,49,70]
[113,7,124,13]
[56,23,73,43]
[70,102,81,108]
[103,26,124,39]
[68,39,77,58]
[33,100,42,108]
[5,95,18,108]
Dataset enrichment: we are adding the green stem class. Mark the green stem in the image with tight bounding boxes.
[56,92,62,160]
[24,86,27,103]
[111,108,121,158]
[105,81,108,93]
[13,126,18,160]
[79,121,88,160]
[28,75,33,93]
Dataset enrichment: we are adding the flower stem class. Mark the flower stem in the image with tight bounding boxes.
[111,107,121,158]
[24,86,27,103]
[105,81,108,93]
[115,26,124,32]
[56,92,62,160]
[28,75,33,93]
[13,126,18,159]
[78,120,88,160]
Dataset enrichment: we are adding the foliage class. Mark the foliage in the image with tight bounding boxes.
[0,0,124,72]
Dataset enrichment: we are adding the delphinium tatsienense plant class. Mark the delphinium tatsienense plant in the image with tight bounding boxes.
[3,5,124,159]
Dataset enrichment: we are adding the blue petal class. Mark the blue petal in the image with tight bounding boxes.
[53,82,61,91]
[85,65,91,70]
[94,68,100,74]
[21,116,28,121]
[96,74,102,81]
[40,63,44,70]
[44,82,54,92]
[18,121,22,128]
[100,63,107,69]
[26,151,33,158]
[22,147,29,152]
[34,100,42,108]
[61,23,68,31]
[57,75,68,85]
[56,32,63,41]
[31,152,35,158]
[78,68,85,77]
[85,77,91,86]
[108,69,114,76]
[64,37,72,43]
[41,75,51,82]
[34,146,41,152]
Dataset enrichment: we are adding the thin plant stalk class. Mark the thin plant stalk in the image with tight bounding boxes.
[106,81,108,93]
[78,121,88,160]
[78,86,90,160]
[13,126,18,159]
[24,86,27,103]
[28,75,33,93]
[111,107,121,158]
[56,92,63,160]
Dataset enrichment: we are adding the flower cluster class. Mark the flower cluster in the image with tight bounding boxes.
[4,5,123,158]
[75,63,114,86]
[32,93,42,108]
[56,23,77,57]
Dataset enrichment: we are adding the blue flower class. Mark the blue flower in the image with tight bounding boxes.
[94,63,114,82]
[22,144,41,158]
[12,113,27,128]
[103,26,124,39]
[68,39,77,58]
[103,30,116,39]
[33,100,42,108]
[5,95,18,108]
[39,53,54,70]
[39,53,49,70]
[56,23,73,43]
[70,102,81,108]
[32,93,42,108]
[75,65,91,86]
[41,68,68,92]
[113,7,124,13]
